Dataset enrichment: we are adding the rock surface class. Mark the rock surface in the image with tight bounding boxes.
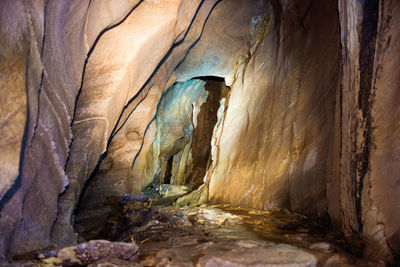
[112,204,378,267]
[203,0,340,221]
[158,242,318,267]
[143,184,195,205]
[329,0,400,262]
[35,240,139,266]
[175,183,209,207]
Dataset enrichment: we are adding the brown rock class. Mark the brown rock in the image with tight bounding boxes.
[36,240,139,266]
[175,183,209,207]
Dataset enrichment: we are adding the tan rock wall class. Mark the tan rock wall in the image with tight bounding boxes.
[206,0,340,219]
[0,0,144,257]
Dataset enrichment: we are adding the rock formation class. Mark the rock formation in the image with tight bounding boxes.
[0,0,399,264]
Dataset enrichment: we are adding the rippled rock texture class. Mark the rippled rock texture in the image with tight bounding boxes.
[0,0,399,264]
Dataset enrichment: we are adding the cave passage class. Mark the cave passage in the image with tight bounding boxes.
[140,77,229,205]
[157,76,229,186]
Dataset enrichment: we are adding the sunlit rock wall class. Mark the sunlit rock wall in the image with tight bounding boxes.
[202,0,340,220]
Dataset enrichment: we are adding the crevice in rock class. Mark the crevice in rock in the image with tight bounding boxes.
[132,117,156,170]
[163,156,174,185]
[188,76,228,184]
[355,0,379,234]
[132,76,228,209]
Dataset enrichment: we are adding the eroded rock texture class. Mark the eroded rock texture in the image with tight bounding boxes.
[0,0,399,264]
[329,0,400,262]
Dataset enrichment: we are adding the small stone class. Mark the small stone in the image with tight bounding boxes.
[310,242,333,253]
[120,193,151,203]
[136,220,160,232]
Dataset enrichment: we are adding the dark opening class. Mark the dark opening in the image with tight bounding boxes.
[163,156,174,184]
[187,76,229,184]
[192,75,226,82]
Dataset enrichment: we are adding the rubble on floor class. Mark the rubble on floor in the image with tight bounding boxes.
[111,195,384,266]
[32,194,386,266]
[142,184,195,205]
[35,240,139,266]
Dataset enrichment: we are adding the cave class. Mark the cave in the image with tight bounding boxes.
[0,0,400,266]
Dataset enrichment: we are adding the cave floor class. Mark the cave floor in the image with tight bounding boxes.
[32,203,385,266]
[118,204,379,267]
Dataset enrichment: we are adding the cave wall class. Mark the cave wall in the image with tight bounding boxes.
[0,0,214,257]
[165,0,340,221]
[0,0,92,257]
[74,0,267,239]
[202,0,340,220]
[329,0,400,262]
[131,0,270,192]
[0,0,399,263]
